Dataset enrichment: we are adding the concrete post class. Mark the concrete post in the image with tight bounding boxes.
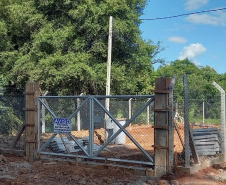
[153,78,171,176]
[212,81,226,156]
[25,82,40,162]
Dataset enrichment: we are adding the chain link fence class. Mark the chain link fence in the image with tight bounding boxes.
[38,95,155,167]
[174,89,223,166]
[0,94,25,150]
[2,82,222,170]
[176,97,221,126]
[0,92,155,167]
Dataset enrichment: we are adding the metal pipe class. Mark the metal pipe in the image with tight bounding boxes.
[39,151,154,166]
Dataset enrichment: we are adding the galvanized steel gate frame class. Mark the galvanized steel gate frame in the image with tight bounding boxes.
[37,95,155,167]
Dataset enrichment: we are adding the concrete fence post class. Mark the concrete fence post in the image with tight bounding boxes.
[153,78,171,176]
[212,81,226,156]
[25,82,40,162]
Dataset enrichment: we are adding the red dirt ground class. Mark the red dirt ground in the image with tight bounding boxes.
[1,154,226,185]
[1,124,226,185]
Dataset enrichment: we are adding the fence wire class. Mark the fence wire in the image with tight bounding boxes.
[174,92,223,165]
[38,96,155,167]
[1,86,224,170]
[0,94,25,150]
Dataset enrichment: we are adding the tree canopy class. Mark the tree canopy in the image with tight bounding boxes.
[156,59,226,122]
[0,0,158,95]
[1,0,225,98]
[156,59,224,100]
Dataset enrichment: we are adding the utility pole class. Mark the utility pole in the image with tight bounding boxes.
[105,16,113,113]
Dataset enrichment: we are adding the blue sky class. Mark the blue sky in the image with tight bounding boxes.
[140,0,226,74]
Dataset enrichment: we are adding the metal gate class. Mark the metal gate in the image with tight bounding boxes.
[37,95,155,167]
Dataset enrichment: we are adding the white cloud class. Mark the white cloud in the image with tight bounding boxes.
[168,36,187,43]
[185,0,208,11]
[178,43,207,60]
[186,11,226,26]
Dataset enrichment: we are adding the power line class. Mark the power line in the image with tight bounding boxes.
[141,7,226,21]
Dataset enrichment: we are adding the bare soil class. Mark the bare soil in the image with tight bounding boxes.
[1,124,226,185]
[1,154,226,185]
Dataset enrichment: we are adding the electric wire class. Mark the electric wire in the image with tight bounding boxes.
[141,7,226,21]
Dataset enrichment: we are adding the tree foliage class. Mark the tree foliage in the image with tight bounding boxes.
[157,59,225,122]
[0,0,157,95]
[156,59,222,99]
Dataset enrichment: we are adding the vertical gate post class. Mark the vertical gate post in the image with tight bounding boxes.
[184,75,199,166]
[184,75,190,167]
[212,81,226,156]
[153,78,171,176]
[25,82,40,162]
[41,91,48,133]
[169,76,176,172]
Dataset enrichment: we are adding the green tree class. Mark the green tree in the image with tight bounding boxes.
[156,59,220,99]
[0,0,158,95]
[157,59,222,123]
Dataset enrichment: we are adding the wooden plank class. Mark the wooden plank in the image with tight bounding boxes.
[195,140,219,145]
[197,148,219,152]
[197,151,218,156]
[197,150,219,154]
[195,145,220,150]
[192,130,219,134]
[192,127,219,132]
[193,134,218,140]
[192,131,220,136]
[194,141,220,145]
[190,127,222,157]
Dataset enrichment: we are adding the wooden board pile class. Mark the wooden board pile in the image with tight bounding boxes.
[49,136,101,153]
[191,127,221,156]
[49,137,83,153]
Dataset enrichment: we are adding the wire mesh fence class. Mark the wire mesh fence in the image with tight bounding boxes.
[178,97,221,126]
[1,84,223,170]
[0,94,25,150]
[175,97,222,129]
[38,95,155,167]
[174,93,223,166]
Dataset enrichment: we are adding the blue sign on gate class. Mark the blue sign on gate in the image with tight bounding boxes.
[54,118,71,134]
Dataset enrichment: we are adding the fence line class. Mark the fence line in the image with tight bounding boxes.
[37,95,155,167]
